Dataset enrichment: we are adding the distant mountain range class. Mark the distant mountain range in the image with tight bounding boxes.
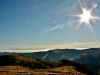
[0,52,14,56]
[22,48,100,61]
[0,48,100,71]
[22,48,100,71]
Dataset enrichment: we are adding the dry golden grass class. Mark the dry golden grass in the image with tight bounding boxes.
[0,66,88,75]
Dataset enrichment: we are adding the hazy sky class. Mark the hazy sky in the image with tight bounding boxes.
[0,0,100,50]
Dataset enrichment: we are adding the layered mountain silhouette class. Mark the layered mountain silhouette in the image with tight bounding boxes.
[0,48,100,72]
[0,54,97,75]
[21,48,100,71]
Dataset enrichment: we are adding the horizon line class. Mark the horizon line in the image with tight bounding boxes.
[0,47,99,53]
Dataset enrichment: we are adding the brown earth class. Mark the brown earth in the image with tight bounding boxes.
[0,66,88,75]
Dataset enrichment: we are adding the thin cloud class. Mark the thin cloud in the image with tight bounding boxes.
[45,25,64,33]
[0,41,100,52]
[4,41,100,50]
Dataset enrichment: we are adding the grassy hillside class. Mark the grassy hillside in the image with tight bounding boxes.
[0,54,56,69]
[21,48,100,72]
[0,54,97,75]
[0,66,91,75]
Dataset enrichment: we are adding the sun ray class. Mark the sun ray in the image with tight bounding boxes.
[90,3,97,12]
[78,0,84,12]
[75,21,83,30]
[69,0,99,36]
[87,22,97,40]
[68,14,80,17]
[67,0,100,41]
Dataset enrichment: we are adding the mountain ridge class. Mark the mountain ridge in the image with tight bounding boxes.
[0,54,97,75]
[0,48,100,71]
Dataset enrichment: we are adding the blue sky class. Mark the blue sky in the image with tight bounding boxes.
[0,0,100,50]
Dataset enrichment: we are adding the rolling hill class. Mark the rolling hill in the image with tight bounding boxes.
[0,48,100,73]
[0,54,97,75]
[21,48,100,71]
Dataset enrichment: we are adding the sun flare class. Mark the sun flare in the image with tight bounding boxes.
[79,8,92,24]
[69,0,99,38]
[67,0,100,40]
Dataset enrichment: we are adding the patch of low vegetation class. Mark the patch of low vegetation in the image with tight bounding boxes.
[0,54,98,75]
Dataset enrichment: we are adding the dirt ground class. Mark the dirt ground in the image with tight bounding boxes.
[0,66,88,75]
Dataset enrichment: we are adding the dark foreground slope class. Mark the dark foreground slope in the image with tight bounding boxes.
[0,54,55,69]
[0,54,97,75]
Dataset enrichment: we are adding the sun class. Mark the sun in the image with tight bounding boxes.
[68,0,100,39]
[70,0,99,30]
[79,8,92,24]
